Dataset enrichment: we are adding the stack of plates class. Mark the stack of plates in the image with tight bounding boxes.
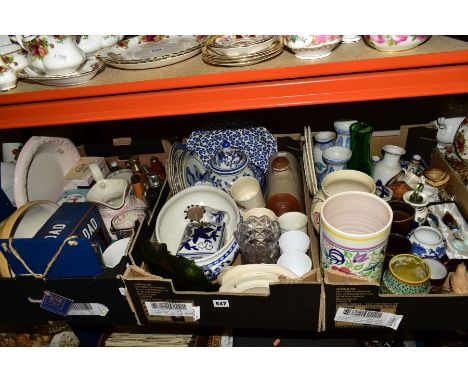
[218,264,298,294]
[303,126,319,195]
[202,35,283,67]
[96,35,207,70]
[166,143,207,194]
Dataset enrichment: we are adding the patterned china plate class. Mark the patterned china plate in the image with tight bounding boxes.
[96,35,206,70]
[182,150,206,188]
[454,117,468,163]
[17,58,104,86]
[305,126,318,194]
[209,35,277,56]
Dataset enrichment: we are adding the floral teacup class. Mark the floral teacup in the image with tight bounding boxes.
[283,35,343,60]
[0,44,28,72]
[364,35,431,52]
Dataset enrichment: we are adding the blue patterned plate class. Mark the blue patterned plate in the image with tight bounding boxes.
[186,127,277,173]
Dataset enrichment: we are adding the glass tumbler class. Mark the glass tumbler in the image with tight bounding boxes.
[234,216,281,264]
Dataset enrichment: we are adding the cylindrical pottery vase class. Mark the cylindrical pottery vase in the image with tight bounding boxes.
[381,254,431,295]
[346,122,373,176]
[311,170,375,232]
[372,145,406,185]
[265,152,304,217]
[321,146,352,181]
[333,119,358,148]
[312,131,335,185]
[320,191,392,282]
[409,226,447,259]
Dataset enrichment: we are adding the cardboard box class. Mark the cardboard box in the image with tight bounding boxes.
[123,136,324,331]
[0,140,171,326]
[321,127,468,331]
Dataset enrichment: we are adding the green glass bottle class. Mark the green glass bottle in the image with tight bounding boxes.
[346,121,373,176]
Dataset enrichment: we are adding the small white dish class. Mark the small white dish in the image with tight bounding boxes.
[277,251,312,277]
[102,237,130,268]
[279,230,310,254]
[14,136,81,207]
[17,58,104,87]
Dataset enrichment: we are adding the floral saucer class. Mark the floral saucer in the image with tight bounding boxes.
[17,58,104,86]
[209,35,277,57]
[96,35,207,70]
[454,117,468,163]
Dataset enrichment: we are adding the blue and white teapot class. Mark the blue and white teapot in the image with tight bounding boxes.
[203,140,265,192]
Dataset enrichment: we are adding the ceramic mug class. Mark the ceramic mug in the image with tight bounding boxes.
[277,211,308,234]
[381,254,431,294]
[279,230,310,254]
[277,251,312,277]
[230,176,265,210]
[320,191,392,282]
[311,169,375,232]
[2,142,22,163]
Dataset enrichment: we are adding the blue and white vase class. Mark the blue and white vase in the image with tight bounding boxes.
[409,226,447,259]
[202,140,265,192]
[312,131,335,185]
[321,146,352,181]
[333,119,358,148]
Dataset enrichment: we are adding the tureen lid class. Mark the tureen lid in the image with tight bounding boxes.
[209,140,248,175]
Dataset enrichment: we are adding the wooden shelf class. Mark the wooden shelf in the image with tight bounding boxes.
[1,36,467,130]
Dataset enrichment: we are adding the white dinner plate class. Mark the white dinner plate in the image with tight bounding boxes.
[14,136,81,207]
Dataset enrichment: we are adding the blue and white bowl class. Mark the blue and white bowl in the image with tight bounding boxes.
[321,146,352,180]
[409,226,447,259]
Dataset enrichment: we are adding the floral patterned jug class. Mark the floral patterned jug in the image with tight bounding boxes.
[17,35,86,75]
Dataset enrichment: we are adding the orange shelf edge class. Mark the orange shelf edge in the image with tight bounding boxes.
[1,49,468,107]
[1,64,468,130]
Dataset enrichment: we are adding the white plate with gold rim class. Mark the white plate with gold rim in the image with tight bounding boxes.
[209,35,277,57]
[14,137,80,207]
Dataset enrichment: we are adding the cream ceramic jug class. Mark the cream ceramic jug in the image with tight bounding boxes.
[17,35,86,75]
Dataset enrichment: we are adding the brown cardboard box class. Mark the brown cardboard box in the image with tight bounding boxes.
[321,127,468,331]
[123,136,324,331]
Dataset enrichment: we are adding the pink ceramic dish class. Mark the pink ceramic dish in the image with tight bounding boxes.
[364,35,431,52]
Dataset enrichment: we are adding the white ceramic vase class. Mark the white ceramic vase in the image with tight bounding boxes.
[312,131,335,185]
[333,119,358,148]
[372,145,406,185]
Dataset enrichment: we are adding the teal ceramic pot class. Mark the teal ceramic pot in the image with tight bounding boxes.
[381,254,431,294]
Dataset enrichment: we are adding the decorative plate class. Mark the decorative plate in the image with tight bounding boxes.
[454,117,468,163]
[182,150,206,188]
[96,35,206,70]
[186,127,277,173]
[209,35,277,56]
[17,58,104,86]
[14,136,81,207]
[155,185,240,256]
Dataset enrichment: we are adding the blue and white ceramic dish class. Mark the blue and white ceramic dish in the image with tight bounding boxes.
[177,222,226,259]
[186,126,277,173]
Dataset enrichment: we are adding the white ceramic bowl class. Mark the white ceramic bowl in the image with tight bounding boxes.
[277,211,308,234]
[277,251,312,277]
[242,207,277,222]
[283,35,342,60]
[279,230,310,254]
[364,35,431,52]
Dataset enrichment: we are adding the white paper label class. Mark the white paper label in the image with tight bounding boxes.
[67,303,109,316]
[213,300,230,308]
[334,308,403,330]
[145,301,200,320]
